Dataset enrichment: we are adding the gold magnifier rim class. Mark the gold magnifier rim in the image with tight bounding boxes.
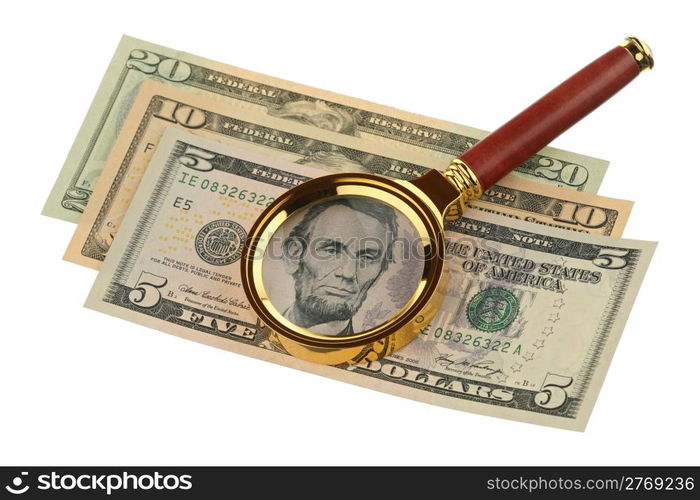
[241,173,445,349]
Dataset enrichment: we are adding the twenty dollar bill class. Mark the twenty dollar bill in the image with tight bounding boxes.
[86,129,655,430]
[44,35,609,222]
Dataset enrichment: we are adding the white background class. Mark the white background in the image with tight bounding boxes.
[1,0,698,465]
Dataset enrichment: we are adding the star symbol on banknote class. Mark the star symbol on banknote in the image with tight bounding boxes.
[510,363,522,373]
[548,313,560,323]
[542,326,555,336]
[533,339,546,349]
[523,352,535,362]
[552,298,566,308]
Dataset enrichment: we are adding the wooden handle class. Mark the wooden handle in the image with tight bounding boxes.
[461,39,651,190]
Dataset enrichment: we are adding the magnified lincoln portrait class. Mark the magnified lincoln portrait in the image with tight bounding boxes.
[261,196,424,337]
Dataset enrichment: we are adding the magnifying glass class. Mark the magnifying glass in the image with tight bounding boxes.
[241,37,653,365]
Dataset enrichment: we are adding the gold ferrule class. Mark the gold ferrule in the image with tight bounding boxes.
[442,158,483,221]
[621,36,654,72]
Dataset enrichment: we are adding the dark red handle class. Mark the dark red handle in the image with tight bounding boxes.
[461,43,644,190]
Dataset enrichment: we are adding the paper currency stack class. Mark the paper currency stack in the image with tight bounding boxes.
[43,36,656,431]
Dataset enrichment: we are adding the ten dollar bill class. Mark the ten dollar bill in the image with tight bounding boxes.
[65,81,631,269]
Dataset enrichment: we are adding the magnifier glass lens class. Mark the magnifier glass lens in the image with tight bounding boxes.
[261,195,425,337]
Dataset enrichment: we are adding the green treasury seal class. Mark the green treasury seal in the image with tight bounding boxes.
[195,219,247,266]
[467,287,519,332]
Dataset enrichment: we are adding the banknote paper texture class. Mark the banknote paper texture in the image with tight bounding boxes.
[44,35,609,222]
[65,81,631,270]
[86,129,655,430]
